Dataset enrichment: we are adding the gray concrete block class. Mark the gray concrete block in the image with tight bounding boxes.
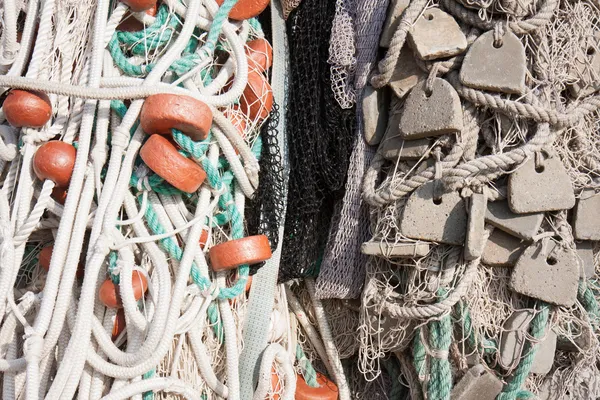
[451,364,503,400]
[361,241,430,257]
[508,157,575,214]
[576,241,595,279]
[400,78,463,140]
[530,329,557,375]
[460,30,526,94]
[408,8,467,60]
[389,45,426,99]
[400,181,467,245]
[510,241,579,307]
[379,100,430,161]
[465,193,487,260]
[485,200,543,240]
[499,309,534,370]
[482,229,528,267]
[362,85,389,146]
[573,189,600,241]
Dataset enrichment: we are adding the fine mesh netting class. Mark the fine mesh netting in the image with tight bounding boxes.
[278,0,356,282]
[329,0,358,109]
[315,0,390,300]
[246,104,285,274]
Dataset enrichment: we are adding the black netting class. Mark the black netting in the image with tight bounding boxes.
[278,0,356,282]
[246,104,285,275]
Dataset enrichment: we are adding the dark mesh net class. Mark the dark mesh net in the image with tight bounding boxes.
[279,0,356,282]
[246,104,285,274]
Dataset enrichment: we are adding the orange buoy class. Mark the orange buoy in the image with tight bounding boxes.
[270,367,281,400]
[39,243,85,277]
[99,271,148,309]
[51,186,68,205]
[245,275,253,293]
[295,373,339,400]
[33,141,76,188]
[112,309,126,340]
[140,134,207,193]
[209,235,272,272]
[3,90,52,128]
[215,0,269,20]
[120,0,156,12]
[39,245,53,271]
[240,70,273,122]
[140,94,213,141]
[246,38,273,73]
[199,229,209,249]
[224,106,247,137]
[117,4,158,31]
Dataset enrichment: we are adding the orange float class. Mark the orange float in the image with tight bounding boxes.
[117,4,158,32]
[3,89,52,128]
[215,0,269,20]
[112,309,126,340]
[140,94,213,141]
[33,141,76,188]
[240,70,273,122]
[224,106,247,137]
[139,134,207,193]
[51,186,68,205]
[208,235,272,272]
[120,0,156,12]
[246,38,273,73]
[199,229,209,249]
[295,373,339,400]
[98,271,148,308]
[39,245,53,271]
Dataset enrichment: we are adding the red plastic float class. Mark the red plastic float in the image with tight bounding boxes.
[117,3,158,32]
[140,94,213,141]
[215,0,270,20]
[112,309,126,340]
[209,235,272,272]
[295,373,339,400]
[140,134,207,193]
[39,245,53,271]
[120,0,156,12]
[99,271,148,309]
[246,38,273,73]
[240,70,273,122]
[3,89,52,128]
[33,141,76,188]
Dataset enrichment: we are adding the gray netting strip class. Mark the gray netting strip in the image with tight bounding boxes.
[329,0,358,109]
[315,0,390,299]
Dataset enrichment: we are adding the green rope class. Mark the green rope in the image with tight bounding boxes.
[203,0,239,55]
[108,251,120,284]
[497,302,550,400]
[427,315,453,400]
[455,301,497,355]
[382,356,405,400]
[413,327,427,381]
[295,344,319,388]
[142,369,155,400]
[578,280,600,326]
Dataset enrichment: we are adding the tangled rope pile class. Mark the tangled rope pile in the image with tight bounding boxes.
[3,0,600,399]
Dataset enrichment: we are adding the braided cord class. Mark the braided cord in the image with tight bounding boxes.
[295,344,319,388]
[497,302,550,400]
[426,291,453,400]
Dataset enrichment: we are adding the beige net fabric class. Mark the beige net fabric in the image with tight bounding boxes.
[315,0,390,300]
[329,0,358,109]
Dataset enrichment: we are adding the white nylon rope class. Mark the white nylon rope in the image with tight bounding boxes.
[0,1,305,398]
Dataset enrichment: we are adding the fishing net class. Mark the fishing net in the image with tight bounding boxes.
[353,0,600,396]
[278,0,356,282]
[314,0,390,300]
